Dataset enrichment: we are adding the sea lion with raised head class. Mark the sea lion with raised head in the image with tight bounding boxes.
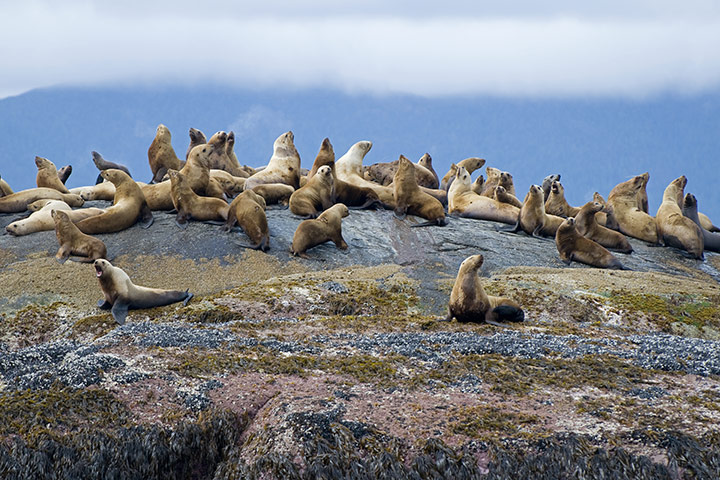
[556,217,627,269]
[94,258,193,325]
[6,201,104,236]
[289,165,335,218]
[244,131,301,190]
[148,124,185,183]
[440,157,486,191]
[607,173,658,244]
[448,167,519,224]
[335,141,396,208]
[541,174,561,201]
[366,156,438,189]
[57,165,72,184]
[52,209,107,263]
[443,254,524,325]
[592,192,620,230]
[224,189,270,251]
[393,156,446,226]
[169,170,229,228]
[92,151,132,184]
[509,185,564,237]
[35,156,70,193]
[0,188,84,213]
[206,131,246,177]
[480,167,516,197]
[545,181,580,217]
[471,175,485,195]
[574,201,633,253]
[186,127,207,160]
[682,193,720,253]
[417,153,439,187]
[493,185,522,208]
[291,203,349,258]
[656,176,704,259]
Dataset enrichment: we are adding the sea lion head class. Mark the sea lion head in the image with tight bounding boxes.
[461,158,486,173]
[550,181,562,195]
[495,185,506,195]
[460,254,484,272]
[227,131,235,147]
[34,156,54,170]
[418,153,433,169]
[209,131,228,147]
[353,141,373,156]
[91,151,105,168]
[316,165,333,182]
[167,169,184,186]
[100,169,131,185]
[592,192,606,205]
[455,166,471,185]
[156,124,171,140]
[529,184,543,197]
[320,137,334,157]
[188,127,206,143]
[683,193,697,210]
[188,143,216,167]
[673,175,687,190]
[94,258,113,279]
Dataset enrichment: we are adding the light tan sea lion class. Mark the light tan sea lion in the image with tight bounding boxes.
[656,176,704,259]
[0,174,13,197]
[480,167,516,197]
[6,200,104,236]
[510,185,564,237]
[683,193,720,253]
[447,166,519,224]
[607,173,658,244]
[289,165,335,218]
[75,169,153,234]
[493,185,523,208]
[52,209,107,263]
[169,170,229,227]
[244,131,301,190]
[224,190,270,251]
[70,181,116,201]
[442,254,524,324]
[186,127,207,160]
[35,156,70,193]
[556,217,627,269]
[94,258,193,325]
[290,203,349,258]
[0,188,84,213]
[541,174,561,202]
[574,201,632,253]
[148,124,185,183]
[440,157,486,191]
[335,141,396,208]
[545,181,581,218]
[393,156,446,226]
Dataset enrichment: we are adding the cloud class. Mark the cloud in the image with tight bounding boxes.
[2,2,720,99]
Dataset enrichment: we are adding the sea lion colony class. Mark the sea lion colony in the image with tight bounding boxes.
[1,125,716,324]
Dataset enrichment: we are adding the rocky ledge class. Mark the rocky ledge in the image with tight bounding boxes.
[1,204,720,479]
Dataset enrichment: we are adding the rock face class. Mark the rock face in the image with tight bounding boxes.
[1,203,720,478]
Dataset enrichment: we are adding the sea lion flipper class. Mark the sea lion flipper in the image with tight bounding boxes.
[139,204,153,229]
[97,299,112,310]
[182,291,193,306]
[393,207,407,220]
[111,301,129,325]
[95,173,104,185]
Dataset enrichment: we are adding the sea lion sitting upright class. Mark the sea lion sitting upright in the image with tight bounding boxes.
[206,131,246,177]
[52,209,107,263]
[94,258,193,325]
[592,192,620,230]
[656,176,704,259]
[440,157,486,191]
[186,127,207,160]
[224,131,250,178]
[682,193,720,253]
[57,165,72,184]
[0,188,84,213]
[417,153,439,187]
[541,174,561,202]
[574,201,633,253]
[289,165,335,218]
[75,169,153,234]
[291,203,349,258]
[545,181,580,217]
[224,189,270,251]
[480,167,516,197]
[447,166,519,224]
[35,156,70,193]
[556,217,627,269]
[244,131,301,191]
[509,185,564,237]
[443,254,524,325]
[148,124,185,183]
[335,141,396,208]
[168,170,229,228]
[0,174,14,197]
[393,156,446,226]
[607,173,658,244]
[92,151,132,184]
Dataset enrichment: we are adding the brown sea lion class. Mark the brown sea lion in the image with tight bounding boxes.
[545,181,581,217]
[224,190,270,251]
[6,200,104,236]
[607,173,658,244]
[186,127,207,160]
[75,169,153,234]
[682,193,720,253]
[291,203,349,258]
[35,156,70,193]
[70,181,116,201]
[443,254,524,325]
[541,174,561,202]
[656,176,704,259]
[57,165,72,184]
[510,185,564,237]
[94,258,193,325]
[393,156,446,226]
[289,165,335,218]
[556,217,627,269]
[0,188,84,213]
[417,153,439,187]
[493,185,523,208]
[574,201,633,253]
[366,156,438,189]
[169,170,229,228]
[480,167,516,197]
[205,131,246,177]
[52,209,107,263]
[148,124,185,183]
[210,169,246,198]
[244,131,301,190]
[335,141,396,208]
[592,192,620,230]
[440,157,486,191]
[698,213,720,233]
[447,166,519,224]
[0,174,13,197]
[251,184,295,205]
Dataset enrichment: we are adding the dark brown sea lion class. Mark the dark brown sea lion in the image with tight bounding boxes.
[289,165,335,218]
[510,185,564,237]
[224,190,270,251]
[92,151,132,184]
[57,165,72,184]
[555,217,627,269]
[290,203,349,258]
[541,174,561,202]
[186,127,207,160]
[544,181,580,217]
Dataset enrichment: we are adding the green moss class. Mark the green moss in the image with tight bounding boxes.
[450,405,540,441]
[606,292,720,332]
[0,302,67,346]
[71,314,114,339]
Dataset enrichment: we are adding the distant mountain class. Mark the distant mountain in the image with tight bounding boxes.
[1,86,719,221]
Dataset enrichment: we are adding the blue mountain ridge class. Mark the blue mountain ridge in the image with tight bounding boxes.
[1,85,718,221]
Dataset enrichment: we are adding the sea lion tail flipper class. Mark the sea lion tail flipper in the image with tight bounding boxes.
[183,291,193,306]
[139,205,154,229]
[492,305,525,323]
[111,302,129,325]
[97,299,112,310]
[410,219,444,228]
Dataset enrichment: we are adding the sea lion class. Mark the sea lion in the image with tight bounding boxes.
[291,203,349,258]
[607,173,658,244]
[556,217,627,269]
[440,157,486,191]
[223,131,250,178]
[574,201,633,253]
[148,124,185,183]
[682,193,720,253]
[52,209,107,263]
[70,181,116,201]
[0,174,13,197]
[244,131,301,190]
[92,151,132,184]
[493,185,523,208]
[94,258,193,325]
[210,169,246,198]
[169,170,229,228]
[510,185,564,237]
[544,181,580,217]
[699,213,720,233]
[591,192,620,230]
[57,165,72,184]
[443,254,524,324]
[224,189,270,251]
[186,127,207,160]
[471,175,485,195]
[447,166,519,224]
[393,156,447,226]
[75,169,153,234]
[366,156,438,188]
[417,153,439,187]
[6,201,104,236]
[0,188,84,213]
[541,174,561,202]
[480,167,516,197]
[289,165,335,218]
[251,184,295,206]
[335,141,396,207]
[27,198,57,212]
[656,176,704,259]
[35,156,70,193]
[205,131,246,177]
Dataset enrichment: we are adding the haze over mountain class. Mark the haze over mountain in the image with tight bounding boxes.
[1,85,719,221]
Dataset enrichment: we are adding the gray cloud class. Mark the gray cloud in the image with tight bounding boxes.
[2,2,720,98]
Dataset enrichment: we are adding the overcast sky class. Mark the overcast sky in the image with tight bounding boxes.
[2,1,720,99]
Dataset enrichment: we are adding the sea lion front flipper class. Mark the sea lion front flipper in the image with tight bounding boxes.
[97,299,112,310]
[175,211,189,229]
[139,204,153,229]
[111,301,129,325]
[393,207,407,220]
